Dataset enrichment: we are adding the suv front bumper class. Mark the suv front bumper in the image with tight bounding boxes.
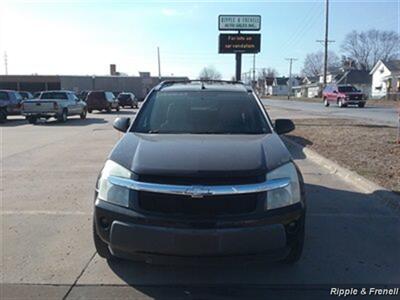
[94,198,305,262]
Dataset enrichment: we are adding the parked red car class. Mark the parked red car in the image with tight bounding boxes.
[322,84,366,108]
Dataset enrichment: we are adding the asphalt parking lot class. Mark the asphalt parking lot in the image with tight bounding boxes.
[1,107,400,299]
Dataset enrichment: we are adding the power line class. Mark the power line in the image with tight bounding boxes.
[280,3,323,57]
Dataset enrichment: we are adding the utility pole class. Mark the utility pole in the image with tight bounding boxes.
[252,54,256,88]
[323,0,329,87]
[157,47,161,80]
[285,58,297,99]
[4,52,8,75]
[316,0,334,88]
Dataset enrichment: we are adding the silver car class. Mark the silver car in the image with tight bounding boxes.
[22,90,87,124]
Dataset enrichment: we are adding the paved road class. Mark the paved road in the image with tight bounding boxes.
[262,99,399,126]
[1,109,400,299]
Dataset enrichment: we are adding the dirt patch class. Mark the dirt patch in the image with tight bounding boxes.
[286,118,400,193]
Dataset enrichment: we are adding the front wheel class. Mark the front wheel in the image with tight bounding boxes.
[116,105,120,112]
[27,116,38,124]
[93,220,112,259]
[338,99,345,108]
[323,98,329,107]
[358,102,365,108]
[0,107,7,123]
[57,109,68,122]
[80,109,87,119]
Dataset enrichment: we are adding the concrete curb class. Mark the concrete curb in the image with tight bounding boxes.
[282,136,400,214]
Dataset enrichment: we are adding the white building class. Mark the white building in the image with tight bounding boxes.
[370,60,400,99]
[272,77,299,96]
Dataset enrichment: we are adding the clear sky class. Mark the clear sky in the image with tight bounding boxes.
[0,0,398,79]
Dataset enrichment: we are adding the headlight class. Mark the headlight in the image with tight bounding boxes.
[97,160,132,207]
[265,162,301,210]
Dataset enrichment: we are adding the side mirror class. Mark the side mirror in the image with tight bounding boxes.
[113,117,130,133]
[275,119,295,135]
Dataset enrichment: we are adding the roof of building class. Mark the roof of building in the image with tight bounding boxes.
[336,70,371,85]
[370,59,400,74]
[304,76,318,83]
[383,60,400,72]
[275,77,289,85]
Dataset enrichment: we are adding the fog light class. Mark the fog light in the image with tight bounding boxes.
[99,217,110,229]
[287,221,298,234]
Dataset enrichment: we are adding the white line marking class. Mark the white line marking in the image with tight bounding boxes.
[1,210,91,216]
[309,213,399,219]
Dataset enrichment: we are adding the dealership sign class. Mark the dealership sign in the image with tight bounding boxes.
[219,15,261,31]
[219,34,261,54]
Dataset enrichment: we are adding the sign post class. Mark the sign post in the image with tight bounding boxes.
[235,53,242,81]
[218,15,261,81]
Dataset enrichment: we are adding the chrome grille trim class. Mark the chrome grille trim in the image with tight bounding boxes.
[108,176,290,197]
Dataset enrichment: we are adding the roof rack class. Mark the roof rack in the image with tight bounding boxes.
[154,79,252,92]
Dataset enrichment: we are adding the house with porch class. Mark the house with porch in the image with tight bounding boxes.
[370,60,400,99]
[272,77,299,96]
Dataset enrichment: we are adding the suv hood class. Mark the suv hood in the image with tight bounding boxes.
[109,133,291,177]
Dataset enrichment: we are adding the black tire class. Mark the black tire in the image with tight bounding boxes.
[93,219,112,259]
[116,105,120,112]
[0,107,7,123]
[281,218,305,264]
[358,102,365,108]
[57,109,68,122]
[323,98,329,107]
[27,116,38,124]
[106,105,111,113]
[88,109,92,113]
[80,109,87,120]
[338,98,345,108]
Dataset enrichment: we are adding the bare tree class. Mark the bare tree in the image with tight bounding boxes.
[341,30,400,70]
[257,67,278,80]
[199,66,222,80]
[301,51,340,77]
[256,68,278,96]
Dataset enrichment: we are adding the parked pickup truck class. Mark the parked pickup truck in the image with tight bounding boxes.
[22,90,87,124]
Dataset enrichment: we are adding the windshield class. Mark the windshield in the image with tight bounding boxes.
[118,94,130,99]
[40,92,68,100]
[132,91,270,134]
[338,86,358,93]
[0,91,9,100]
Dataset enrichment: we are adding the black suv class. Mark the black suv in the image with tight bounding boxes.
[0,90,24,122]
[93,80,306,264]
[117,92,138,108]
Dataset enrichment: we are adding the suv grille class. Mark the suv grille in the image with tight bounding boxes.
[349,94,361,100]
[138,191,261,216]
[137,174,265,185]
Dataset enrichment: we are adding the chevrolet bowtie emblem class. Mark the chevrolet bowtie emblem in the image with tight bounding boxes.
[185,186,212,198]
